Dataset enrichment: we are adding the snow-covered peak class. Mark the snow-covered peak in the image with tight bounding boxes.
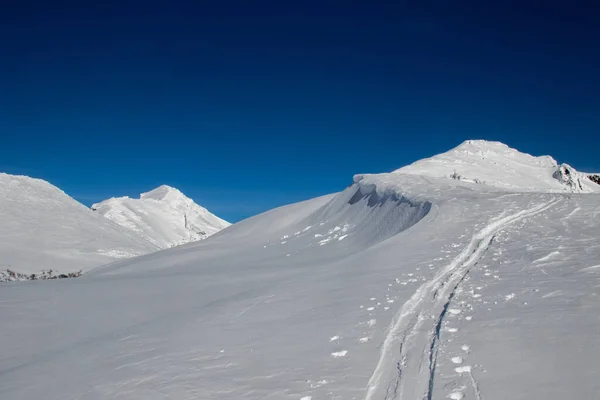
[93,186,230,248]
[452,140,558,167]
[394,140,600,193]
[140,185,184,202]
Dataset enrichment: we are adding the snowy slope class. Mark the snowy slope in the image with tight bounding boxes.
[1,142,599,400]
[0,173,159,275]
[396,140,600,193]
[92,185,230,248]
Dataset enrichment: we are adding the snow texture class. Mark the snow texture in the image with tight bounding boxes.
[1,140,599,400]
[92,185,230,248]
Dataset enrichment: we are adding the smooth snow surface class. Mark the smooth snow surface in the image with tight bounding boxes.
[1,141,599,400]
[92,185,230,248]
[0,173,159,274]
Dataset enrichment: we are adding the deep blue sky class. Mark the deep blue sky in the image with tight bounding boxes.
[1,1,599,221]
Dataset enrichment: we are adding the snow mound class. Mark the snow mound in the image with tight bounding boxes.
[395,140,600,193]
[0,173,159,274]
[92,185,230,248]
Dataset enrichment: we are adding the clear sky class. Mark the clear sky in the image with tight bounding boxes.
[1,1,599,222]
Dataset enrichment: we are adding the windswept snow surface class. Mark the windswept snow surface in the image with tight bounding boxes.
[92,185,230,248]
[1,142,599,400]
[0,173,159,274]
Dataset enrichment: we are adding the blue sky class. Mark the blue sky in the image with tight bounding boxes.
[1,1,599,221]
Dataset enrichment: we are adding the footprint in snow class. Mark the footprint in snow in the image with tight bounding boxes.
[455,366,471,373]
[449,392,464,399]
[329,335,340,342]
[300,397,312,400]
[461,344,470,352]
[451,356,463,364]
[367,319,376,327]
[331,350,348,358]
[446,327,459,333]
[359,337,370,343]
[448,308,461,315]
[306,379,329,389]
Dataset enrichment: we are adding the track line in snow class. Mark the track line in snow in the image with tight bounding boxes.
[364,197,560,400]
[466,368,483,400]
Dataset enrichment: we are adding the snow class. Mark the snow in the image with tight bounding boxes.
[0,177,228,277]
[395,139,600,193]
[0,173,159,274]
[92,185,229,248]
[1,141,599,400]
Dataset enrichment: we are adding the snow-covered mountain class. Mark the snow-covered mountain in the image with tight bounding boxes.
[0,173,159,275]
[396,140,600,193]
[1,140,599,400]
[92,185,230,248]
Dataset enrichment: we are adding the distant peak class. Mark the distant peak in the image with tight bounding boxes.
[140,185,185,202]
[457,140,510,149]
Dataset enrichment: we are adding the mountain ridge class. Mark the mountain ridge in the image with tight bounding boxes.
[0,173,160,277]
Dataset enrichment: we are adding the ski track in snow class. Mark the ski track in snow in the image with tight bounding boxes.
[364,197,560,400]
